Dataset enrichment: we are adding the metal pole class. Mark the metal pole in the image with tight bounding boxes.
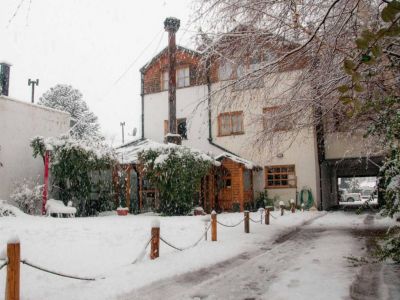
[120,122,125,144]
[28,79,39,103]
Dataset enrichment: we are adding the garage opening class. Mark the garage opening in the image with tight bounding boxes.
[321,156,384,210]
[337,176,378,207]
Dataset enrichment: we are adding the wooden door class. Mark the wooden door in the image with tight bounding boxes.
[218,167,233,211]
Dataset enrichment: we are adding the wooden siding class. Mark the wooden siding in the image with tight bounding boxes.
[218,158,253,211]
[143,48,206,95]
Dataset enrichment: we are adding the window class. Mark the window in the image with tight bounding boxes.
[177,67,190,88]
[234,59,264,90]
[161,71,169,91]
[263,106,293,132]
[164,118,187,139]
[218,60,233,81]
[218,111,244,136]
[265,165,296,188]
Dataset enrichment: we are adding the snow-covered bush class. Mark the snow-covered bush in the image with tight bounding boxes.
[10,179,43,215]
[30,135,116,216]
[139,146,213,216]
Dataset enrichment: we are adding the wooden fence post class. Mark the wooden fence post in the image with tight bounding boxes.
[150,220,160,260]
[279,201,285,216]
[244,211,249,233]
[6,239,20,300]
[265,207,270,225]
[211,210,217,241]
[290,199,296,213]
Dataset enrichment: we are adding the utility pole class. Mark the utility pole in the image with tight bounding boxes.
[164,17,181,145]
[120,121,125,144]
[28,79,39,103]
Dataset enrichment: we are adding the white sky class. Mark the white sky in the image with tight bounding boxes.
[1,0,196,145]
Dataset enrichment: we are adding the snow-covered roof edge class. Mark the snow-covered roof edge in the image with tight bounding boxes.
[0,95,71,117]
[140,45,202,73]
[215,152,261,170]
[115,138,220,166]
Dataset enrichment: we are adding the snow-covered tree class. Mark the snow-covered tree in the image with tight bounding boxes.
[38,84,102,140]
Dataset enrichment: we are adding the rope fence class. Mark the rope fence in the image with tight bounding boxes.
[217,218,245,228]
[160,223,211,252]
[132,236,152,264]
[21,259,96,281]
[2,207,303,299]
[0,260,7,271]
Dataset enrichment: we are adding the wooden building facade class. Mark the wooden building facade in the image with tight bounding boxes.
[114,140,259,214]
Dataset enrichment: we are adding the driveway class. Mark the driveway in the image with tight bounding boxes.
[122,212,399,300]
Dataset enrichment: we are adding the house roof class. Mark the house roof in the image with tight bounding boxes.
[215,152,261,170]
[115,138,220,166]
[140,45,202,73]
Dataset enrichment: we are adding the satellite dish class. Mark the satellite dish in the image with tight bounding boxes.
[132,127,137,137]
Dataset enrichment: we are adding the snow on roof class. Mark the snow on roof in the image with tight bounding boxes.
[0,95,71,116]
[140,45,201,73]
[215,152,261,170]
[36,135,115,160]
[115,138,220,166]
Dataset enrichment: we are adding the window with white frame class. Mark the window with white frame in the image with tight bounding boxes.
[161,71,169,91]
[177,67,190,88]
[265,165,296,188]
[218,111,244,136]
[218,60,233,81]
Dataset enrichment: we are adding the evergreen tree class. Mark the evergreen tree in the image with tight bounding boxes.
[38,84,102,140]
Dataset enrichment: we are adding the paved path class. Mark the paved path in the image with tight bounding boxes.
[121,213,399,300]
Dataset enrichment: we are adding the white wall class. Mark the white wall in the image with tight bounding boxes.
[209,74,320,207]
[143,72,321,207]
[143,85,220,154]
[0,96,70,200]
[325,132,384,160]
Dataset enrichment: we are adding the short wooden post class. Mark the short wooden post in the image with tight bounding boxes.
[265,207,270,225]
[211,210,217,241]
[6,239,20,300]
[279,201,285,216]
[244,211,250,233]
[290,199,296,213]
[150,220,160,260]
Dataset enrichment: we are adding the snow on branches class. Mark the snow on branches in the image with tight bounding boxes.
[38,84,102,140]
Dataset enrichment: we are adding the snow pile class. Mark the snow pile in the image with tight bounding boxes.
[0,200,26,217]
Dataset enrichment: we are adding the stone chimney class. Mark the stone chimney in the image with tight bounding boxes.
[164,17,181,145]
[0,62,11,96]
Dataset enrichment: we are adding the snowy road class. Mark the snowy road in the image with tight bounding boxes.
[123,213,399,300]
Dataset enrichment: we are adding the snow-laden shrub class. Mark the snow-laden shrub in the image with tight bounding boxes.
[30,135,116,216]
[10,179,43,215]
[139,146,213,216]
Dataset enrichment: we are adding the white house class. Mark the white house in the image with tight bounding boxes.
[0,63,70,200]
[138,23,384,211]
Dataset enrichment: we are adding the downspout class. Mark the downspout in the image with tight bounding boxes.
[140,70,145,140]
[315,105,325,211]
[206,61,239,156]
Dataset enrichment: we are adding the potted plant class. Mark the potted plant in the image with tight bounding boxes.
[117,206,129,216]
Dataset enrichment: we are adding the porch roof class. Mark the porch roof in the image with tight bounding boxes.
[215,152,262,170]
[115,138,221,166]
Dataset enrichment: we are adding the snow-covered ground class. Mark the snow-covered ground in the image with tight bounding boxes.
[0,207,395,300]
[1,206,322,300]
